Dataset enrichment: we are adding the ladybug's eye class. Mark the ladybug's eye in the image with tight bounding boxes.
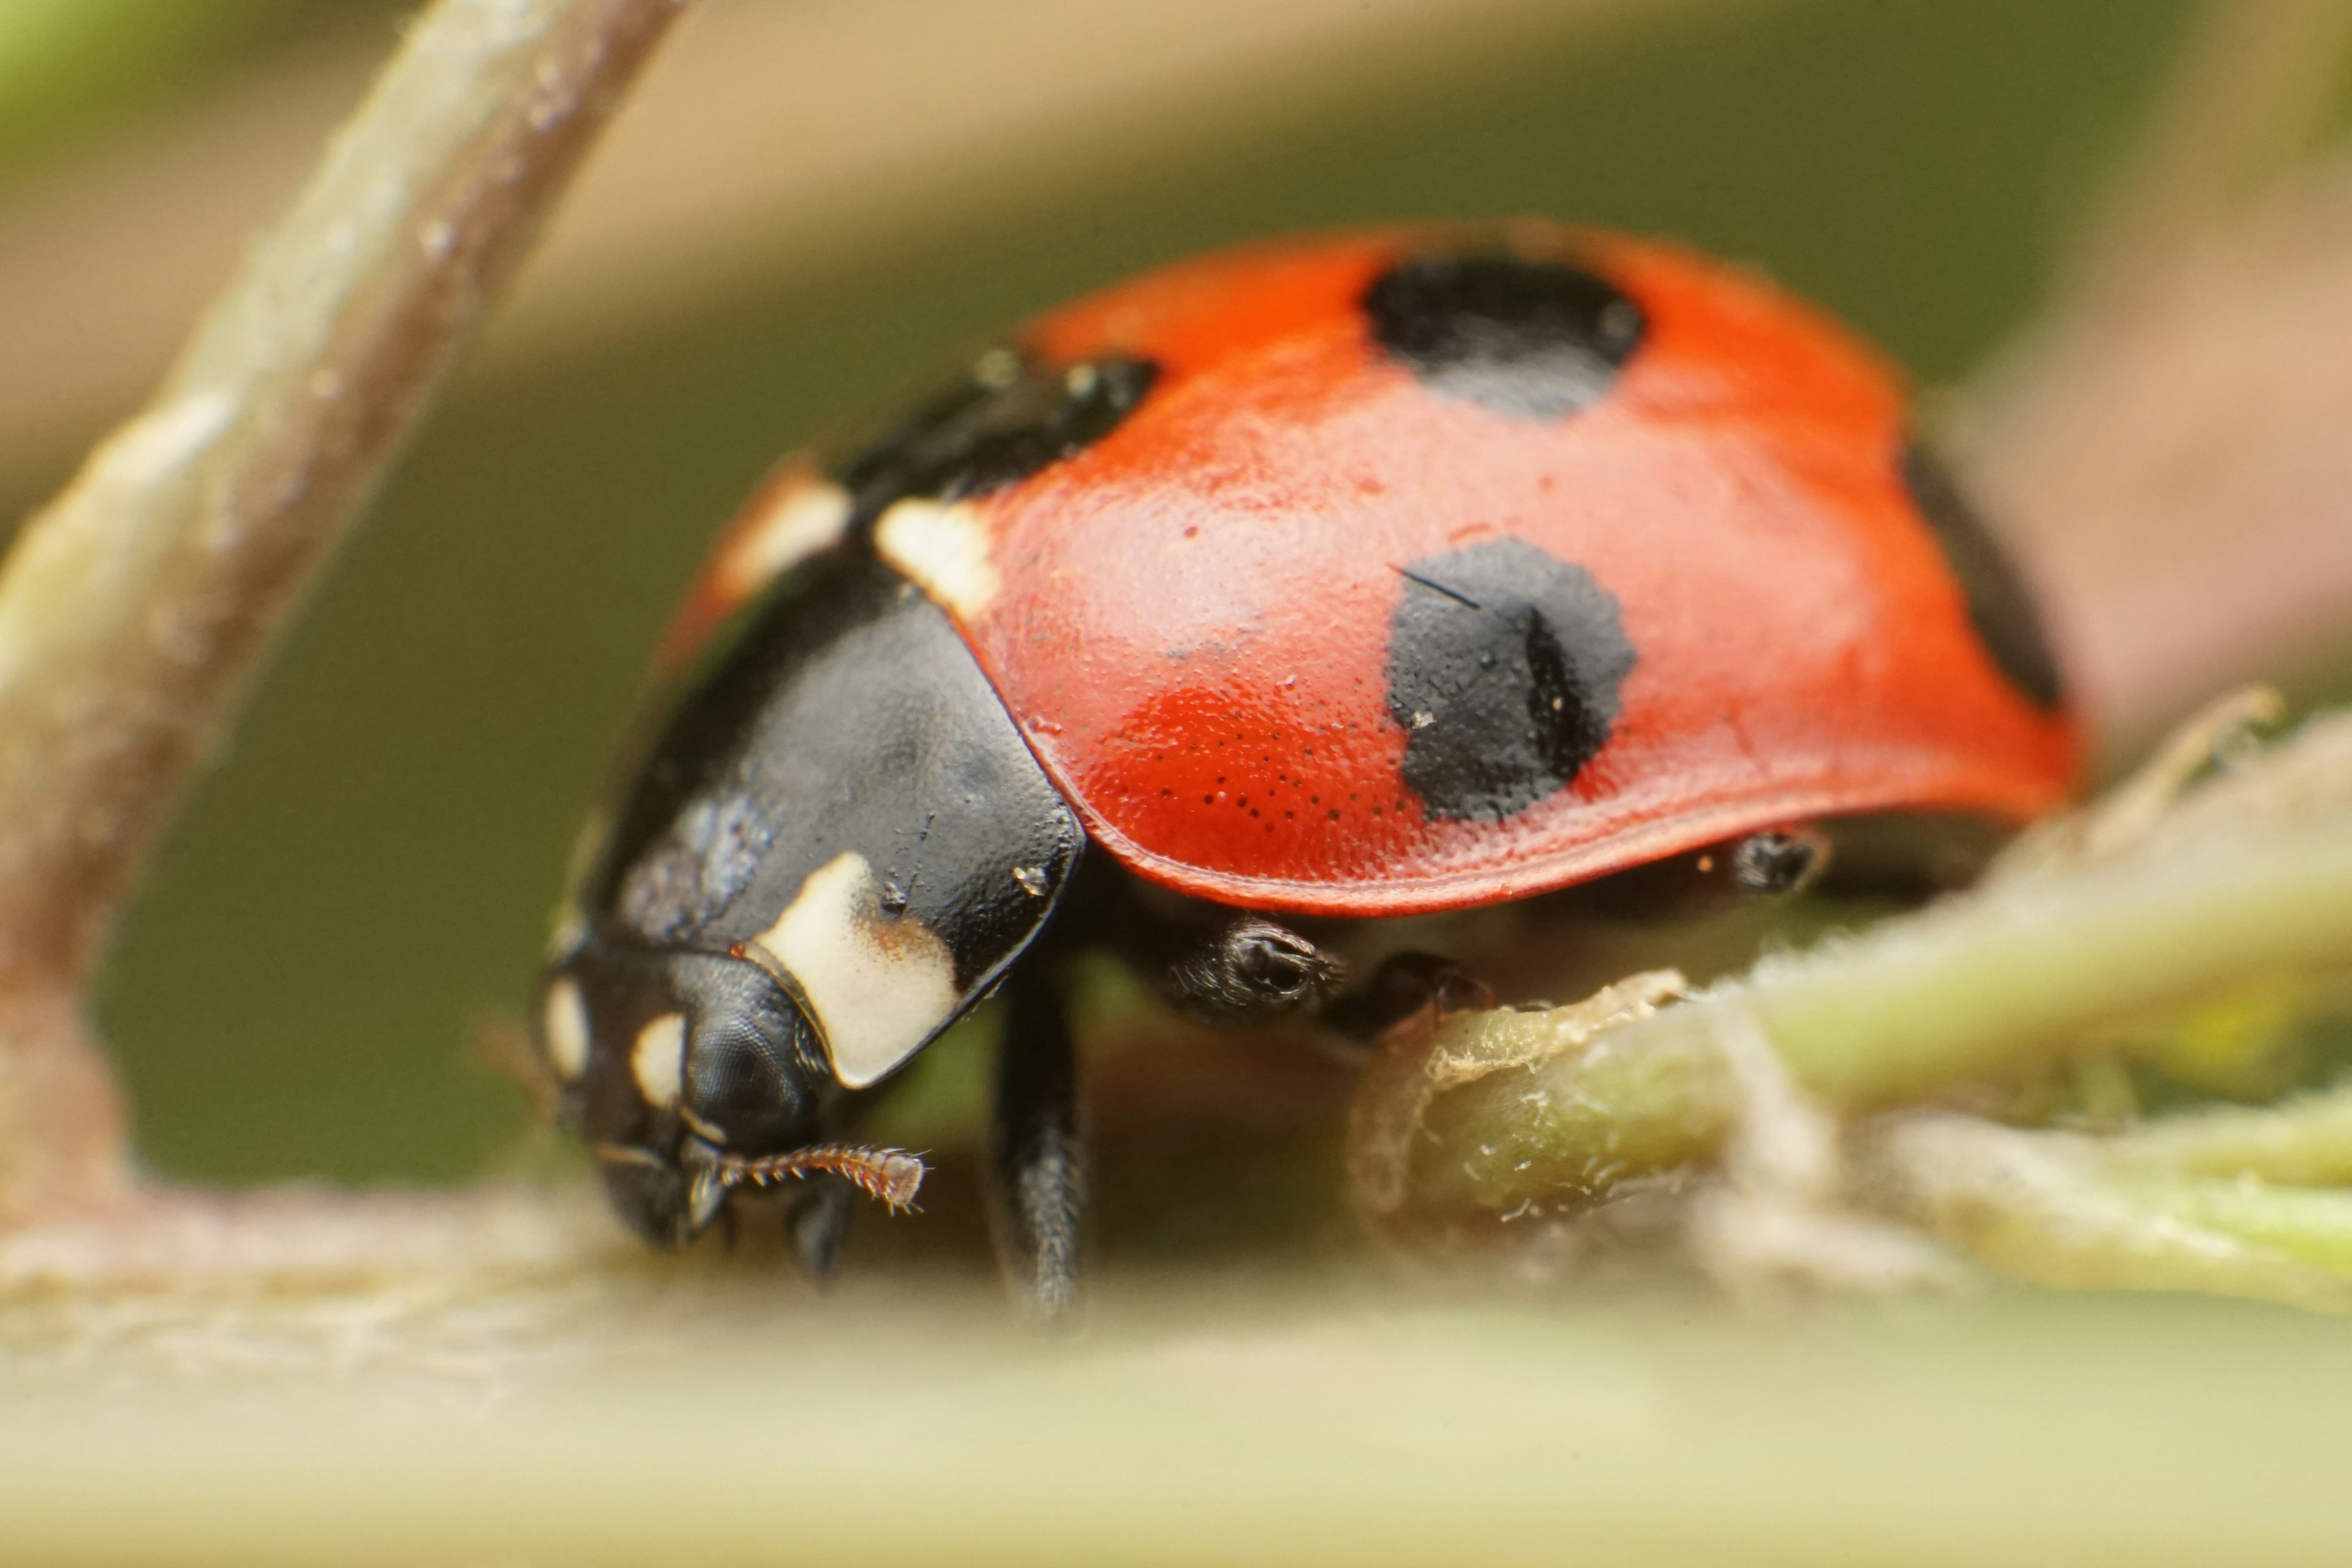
[679,993,823,1156]
[655,949,828,1158]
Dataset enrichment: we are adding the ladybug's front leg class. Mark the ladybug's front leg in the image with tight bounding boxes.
[988,959,1086,1322]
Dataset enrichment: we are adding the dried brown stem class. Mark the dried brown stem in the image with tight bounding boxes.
[0,0,690,1221]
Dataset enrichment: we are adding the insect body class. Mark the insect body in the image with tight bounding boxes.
[533,223,2080,1314]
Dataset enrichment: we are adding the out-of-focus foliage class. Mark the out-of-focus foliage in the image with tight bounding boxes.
[0,0,406,177]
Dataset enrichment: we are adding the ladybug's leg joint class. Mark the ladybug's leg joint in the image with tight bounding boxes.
[988,960,1087,1324]
[1158,916,1344,1026]
[1323,952,1495,1043]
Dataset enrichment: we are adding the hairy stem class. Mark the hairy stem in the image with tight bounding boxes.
[0,0,690,1220]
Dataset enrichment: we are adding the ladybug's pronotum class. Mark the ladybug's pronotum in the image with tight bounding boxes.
[533,223,2080,1315]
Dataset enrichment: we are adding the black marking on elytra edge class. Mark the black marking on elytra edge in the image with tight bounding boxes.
[593,549,1084,1002]
[1899,442,2066,710]
[834,351,1158,529]
[1385,537,1637,821]
[1364,253,1644,420]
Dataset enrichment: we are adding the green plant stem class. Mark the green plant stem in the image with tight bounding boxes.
[2107,1082,2352,1185]
[1859,1112,2352,1312]
[2147,1177,2352,1276]
[1401,799,2352,1213]
[1854,1090,2352,1309]
[0,0,689,1221]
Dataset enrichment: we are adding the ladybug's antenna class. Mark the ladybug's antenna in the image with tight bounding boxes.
[715,1143,927,1213]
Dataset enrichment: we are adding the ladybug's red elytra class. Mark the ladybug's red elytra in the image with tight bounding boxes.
[534,222,2082,1316]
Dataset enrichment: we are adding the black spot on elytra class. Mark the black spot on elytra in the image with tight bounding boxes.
[834,351,1157,527]
[1364,253,1644,419]
[1899,442,2065,710]
[1385,538,1637,820]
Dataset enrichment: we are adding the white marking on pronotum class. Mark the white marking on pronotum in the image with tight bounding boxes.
[718,476,853,601]
[756,850,960,1090]
[541,976,592,1082]
[631,1012,687,1108]
[874,497,1000,619]
[1012,865,1048,897]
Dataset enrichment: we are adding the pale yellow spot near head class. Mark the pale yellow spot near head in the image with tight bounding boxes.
[631,1012,687,1108]
[755,850,960,1090]
[541,976,591,1082]
[718,476,853,602]
[874,497,1000,619]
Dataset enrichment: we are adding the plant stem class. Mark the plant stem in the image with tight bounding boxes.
[1371,714,2352,1216]
[1859,1112,2352,1312]
[0,0,690,1221]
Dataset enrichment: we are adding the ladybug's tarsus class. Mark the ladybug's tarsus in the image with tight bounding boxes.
[1323,951,1498,1043]
[532,221,2082,1311]
[989,963,1087,1323]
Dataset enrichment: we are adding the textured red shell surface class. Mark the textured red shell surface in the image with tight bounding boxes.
[918,225,2082,916]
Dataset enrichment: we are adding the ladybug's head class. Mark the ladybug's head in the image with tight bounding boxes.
[531,938,839,1246]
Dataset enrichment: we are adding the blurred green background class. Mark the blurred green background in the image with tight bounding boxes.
[0,0,2206,1184]
[0,0,399,177]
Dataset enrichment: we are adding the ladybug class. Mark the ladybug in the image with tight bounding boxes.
[532,222,2079,1316]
